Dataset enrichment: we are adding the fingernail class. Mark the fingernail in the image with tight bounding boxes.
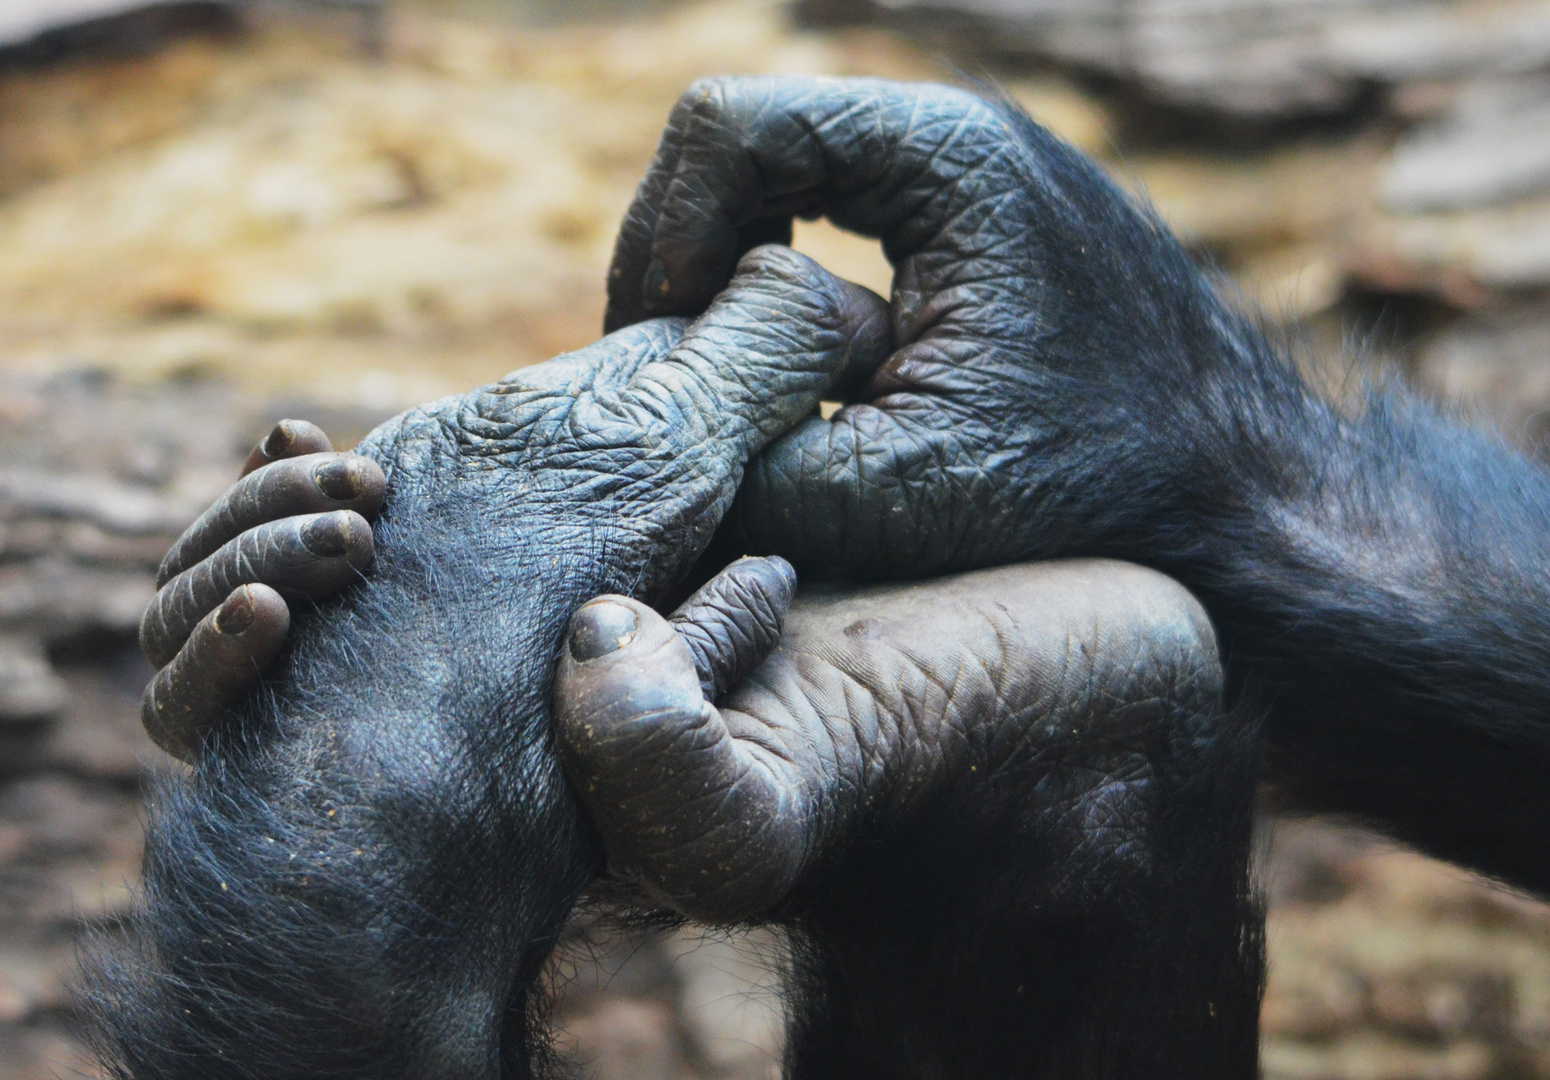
[570,601,639,661]
[215,589,255,635]
[301,513,350,558]
[314,458,362,501]
[260,420,299,459]
[643,259,670,307]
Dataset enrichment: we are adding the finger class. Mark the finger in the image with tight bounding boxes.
[141,584,290,762]
[158,453,385,586]
[554,594,810,920]
[605,77,1040,329]
[140,510,373,668]
[630,244,892,470]
[241,419,334,477]
[669,556,796,700]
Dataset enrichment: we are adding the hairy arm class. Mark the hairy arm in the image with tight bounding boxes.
[1192,388,1550,886]
[99,247,896,1080]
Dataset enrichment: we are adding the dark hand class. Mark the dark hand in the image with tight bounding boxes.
[552,556,1263,1074]
[554,557,1225,921]
[606,76,1550,901]
[139,420,385,761]
[606,76,1246,577]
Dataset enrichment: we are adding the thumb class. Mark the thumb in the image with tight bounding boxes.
[670,555,796,700]
[553,558,810,921]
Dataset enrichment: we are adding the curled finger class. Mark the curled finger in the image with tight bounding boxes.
[141,510,373,668]
[629,244,893,470]
[605,77,1027,329]
[142,584,290,762]
[159,452,385,585]
[669,555,796,700]
[555,568,811,920]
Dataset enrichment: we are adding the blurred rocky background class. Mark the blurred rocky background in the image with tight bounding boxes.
[4,0,1550,1078]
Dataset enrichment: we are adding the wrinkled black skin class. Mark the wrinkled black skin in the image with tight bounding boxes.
[605,78,1550,894]
[593,73,1550,1078]
[86,250,897,1080]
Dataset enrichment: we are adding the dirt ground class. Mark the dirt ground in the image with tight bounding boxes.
[4,2,1550,1078]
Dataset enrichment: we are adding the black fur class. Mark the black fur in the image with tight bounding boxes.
[771,664,1267,1078]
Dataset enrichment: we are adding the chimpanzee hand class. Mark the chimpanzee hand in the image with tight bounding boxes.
[138,420,385,761]
[606,76,1246,576]
[607,75,1550,904]
[555,557,1228,920]
[553,557,1262,1073]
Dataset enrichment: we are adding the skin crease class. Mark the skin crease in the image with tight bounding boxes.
[119,73,1550,1079]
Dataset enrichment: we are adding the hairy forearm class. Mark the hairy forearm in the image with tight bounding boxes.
[1169,359,1550,891]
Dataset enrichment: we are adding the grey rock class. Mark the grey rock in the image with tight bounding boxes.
[0,0,163,48]
[1384,78,1550,211]
[1413,305,1550,448]
[801,0,1550,118]
[0,469,190,538]
[0,639,66,724]
[0,560,154,641]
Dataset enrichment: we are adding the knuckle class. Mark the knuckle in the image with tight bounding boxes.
[680,75,735,124]
[927,81,990,117]
[1074,564,1222,716]
[726,252,854,337]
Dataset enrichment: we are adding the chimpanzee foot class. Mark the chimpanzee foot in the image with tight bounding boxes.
[556,557,1263,1074]
[140,420,386,761]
